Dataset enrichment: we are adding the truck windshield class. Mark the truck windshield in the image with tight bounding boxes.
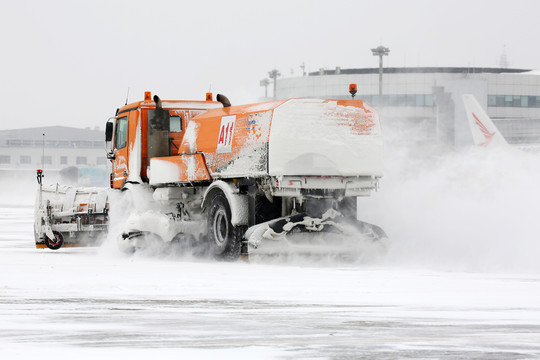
[115,116,127,149]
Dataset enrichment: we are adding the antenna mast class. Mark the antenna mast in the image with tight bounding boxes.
[41,133,45,171]
[36,133,45,201]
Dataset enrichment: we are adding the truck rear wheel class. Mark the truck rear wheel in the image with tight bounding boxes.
[207,192,244,260]
[45,231,64,250]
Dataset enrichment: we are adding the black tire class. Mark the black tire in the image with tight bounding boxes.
[207,192,245,260]
[44,231,64,250]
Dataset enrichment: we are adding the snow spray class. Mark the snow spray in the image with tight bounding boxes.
[359,141,540,273]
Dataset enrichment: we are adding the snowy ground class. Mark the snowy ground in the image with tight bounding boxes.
[1,204,540,359]
[3,144,540,359]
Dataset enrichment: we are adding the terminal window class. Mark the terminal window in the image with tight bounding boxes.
[0,156,10,164]
[96,157,107,165]
[41,156,52,165]
[488,95,540,108]
[20,155,31,164]
[76,156,87,165]
[60,156,68,165]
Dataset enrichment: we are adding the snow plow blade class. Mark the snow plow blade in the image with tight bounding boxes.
[34,184,109,250]
[244,210,387,258]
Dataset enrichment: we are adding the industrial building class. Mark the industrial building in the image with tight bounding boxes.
[274,67,540,149]
[0,126,109,185]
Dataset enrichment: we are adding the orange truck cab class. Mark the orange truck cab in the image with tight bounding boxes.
[105,92,223,188]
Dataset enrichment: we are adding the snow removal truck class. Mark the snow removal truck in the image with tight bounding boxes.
[35,91,386,257]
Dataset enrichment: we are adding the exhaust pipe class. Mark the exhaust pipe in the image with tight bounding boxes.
[217,94,231,107]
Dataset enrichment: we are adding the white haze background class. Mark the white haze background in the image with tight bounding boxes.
[1,0,540,130]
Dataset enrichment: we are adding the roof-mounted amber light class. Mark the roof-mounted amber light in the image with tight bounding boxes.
[349,84,357,99]
[144,91,152,101]
[206,92,213,101]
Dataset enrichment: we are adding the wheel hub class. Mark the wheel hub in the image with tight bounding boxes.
[48,234,61,246]
[213,208,228,245]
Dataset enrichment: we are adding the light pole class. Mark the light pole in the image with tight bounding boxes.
[268,69,281,100]
[371,45,390,107]
[260,78,270,99]
[300,62,306,76]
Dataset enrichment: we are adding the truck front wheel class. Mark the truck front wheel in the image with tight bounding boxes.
[207,192,244,260]
[45,231,64,250]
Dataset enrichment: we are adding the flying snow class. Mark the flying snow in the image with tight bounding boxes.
[360,143,540,272]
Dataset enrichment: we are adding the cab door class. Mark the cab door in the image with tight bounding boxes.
[169,109,186,155]
[111,115,129,188]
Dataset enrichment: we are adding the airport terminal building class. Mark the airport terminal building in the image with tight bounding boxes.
[275,67,540,149]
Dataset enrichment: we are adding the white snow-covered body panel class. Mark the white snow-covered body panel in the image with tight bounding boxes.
[268,99,384,177]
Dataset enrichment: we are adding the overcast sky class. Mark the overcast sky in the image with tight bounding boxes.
[1,0,539,131]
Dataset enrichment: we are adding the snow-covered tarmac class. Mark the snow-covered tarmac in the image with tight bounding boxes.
[1,204,540,359]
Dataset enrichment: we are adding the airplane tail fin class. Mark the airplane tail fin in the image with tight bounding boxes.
[462,94,509,148]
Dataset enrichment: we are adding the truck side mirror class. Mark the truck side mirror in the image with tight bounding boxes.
[105,119,115,160]
[105,121,114,142]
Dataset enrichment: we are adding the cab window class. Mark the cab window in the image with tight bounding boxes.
[170,115,182,132]
[115,116,128,149]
